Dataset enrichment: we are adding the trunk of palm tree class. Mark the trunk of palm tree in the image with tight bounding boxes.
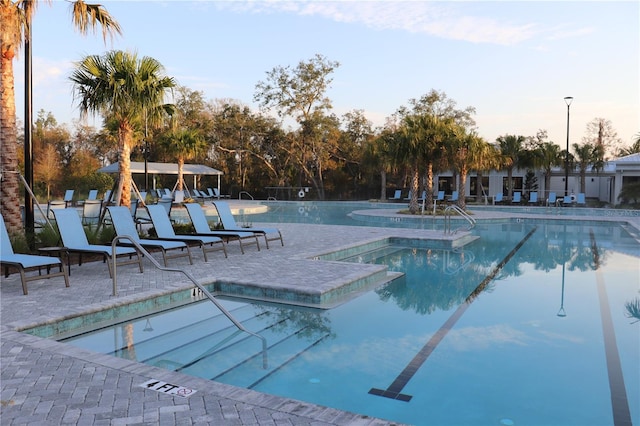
[458,164,468,209]
[408,165,420,214]
[380,170,387,200]
[177,158,185,191]
[425,162,434,212]
[507,167,514,200]
[0,51,22,233]
[117,123,134,207]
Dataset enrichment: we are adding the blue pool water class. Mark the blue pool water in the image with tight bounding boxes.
[58,218,640,425]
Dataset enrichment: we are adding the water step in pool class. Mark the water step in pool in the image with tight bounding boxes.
[180,323,330,388]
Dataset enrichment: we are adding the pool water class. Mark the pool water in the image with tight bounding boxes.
[59,220,640,425]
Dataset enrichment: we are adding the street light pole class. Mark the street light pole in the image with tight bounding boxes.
[564,96,573,196]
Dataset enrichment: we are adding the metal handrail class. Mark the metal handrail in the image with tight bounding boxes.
[111,235,268,368]
[444,205,476,234]
[238,191,254,200]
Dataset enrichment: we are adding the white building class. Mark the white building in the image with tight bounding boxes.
[432,153,640,206]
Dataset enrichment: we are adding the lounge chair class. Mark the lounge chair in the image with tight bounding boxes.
[546,192,557,206]
[390,189,402,202]
[184,203,261,254]
[81,199,103,225]
[0,213,69,295]
[174,190,185,204]
[449,191,459,203]
[157,197,173,215]
[528,192,538,205]
[435,191,445,205]
[63,189,74,207]
[512,192,522,203]
[576,193,586,206]
[494,193,503,204]
[212,201,284,249]
[87,189,98,201]
[562,195,573,206]
[52,208,143,277]
[103,189,113,205]
[146,205,227,261]
[107,206,193,266]
[46,200,66,221]
[211,187,230,199]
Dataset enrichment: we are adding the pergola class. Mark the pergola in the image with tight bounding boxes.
[97,161,224,193]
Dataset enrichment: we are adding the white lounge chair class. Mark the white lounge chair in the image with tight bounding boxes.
[107,206,193,266]
[53,208,143,277]
[0,213,69,295]
[81,199,103,226]
[146,205,227,261]
[212,201,284,249]
[184,203,260,254]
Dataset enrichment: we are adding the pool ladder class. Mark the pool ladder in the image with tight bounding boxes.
[444,205,476,234]
[110,235,268,368]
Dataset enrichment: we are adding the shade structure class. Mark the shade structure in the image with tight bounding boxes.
[97,161,223,194]
[98,161,223,176]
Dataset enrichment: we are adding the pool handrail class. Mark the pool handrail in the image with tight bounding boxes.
[444,205,476,234]
[111,234,268,368]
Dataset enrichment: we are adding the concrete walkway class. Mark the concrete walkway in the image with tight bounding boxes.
[2,205,638,425]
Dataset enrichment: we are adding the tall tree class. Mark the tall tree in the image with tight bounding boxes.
[447,128,488,209]
[572,142,598,194]
[496,134,526,200]
[399,114,451,214]
[70,50,175,207]
[254,54,339,199]
[0,0,120,233]
[582,117,622,162]
[157,128,206,191]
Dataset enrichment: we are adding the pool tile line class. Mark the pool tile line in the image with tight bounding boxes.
[368,226,538,401]
[590,230,633,426]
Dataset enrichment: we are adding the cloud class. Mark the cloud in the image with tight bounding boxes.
[215,1,543,46]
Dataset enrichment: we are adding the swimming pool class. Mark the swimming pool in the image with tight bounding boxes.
[55,219,639,425]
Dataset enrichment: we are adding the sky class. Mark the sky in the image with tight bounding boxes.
[13,0,640,150]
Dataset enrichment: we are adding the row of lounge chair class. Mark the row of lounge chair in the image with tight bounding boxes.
[1,201,283,295]
[494,191,586,206]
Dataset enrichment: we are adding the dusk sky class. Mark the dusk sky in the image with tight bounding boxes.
[13,1,639,149]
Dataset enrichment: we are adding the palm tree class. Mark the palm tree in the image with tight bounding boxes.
[496,134,526,200]
[533,142,563,197]
[158,128,207,191]
[447,128,488,209]
[572,142,598,194]
[399,114,450,214]
[0,0,120,233]
[70,50,175,207]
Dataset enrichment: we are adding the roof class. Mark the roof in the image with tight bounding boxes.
[98,161,223,176]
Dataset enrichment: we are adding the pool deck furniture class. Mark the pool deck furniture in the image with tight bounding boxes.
[494,193,504,204]
[528,192,538,205]
[184,202,261,254]
[212,201,284,249]
[52,208,144,277]
[577,193,586,206]
[0,213,69,295]
[107,206,193,267]
[63,189,74,207]
[146,204,227,261]
[390,189,402,202]
[512,191,522,203]
[546,192,557,206]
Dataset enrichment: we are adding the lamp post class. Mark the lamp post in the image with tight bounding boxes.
[564,96,573,196]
